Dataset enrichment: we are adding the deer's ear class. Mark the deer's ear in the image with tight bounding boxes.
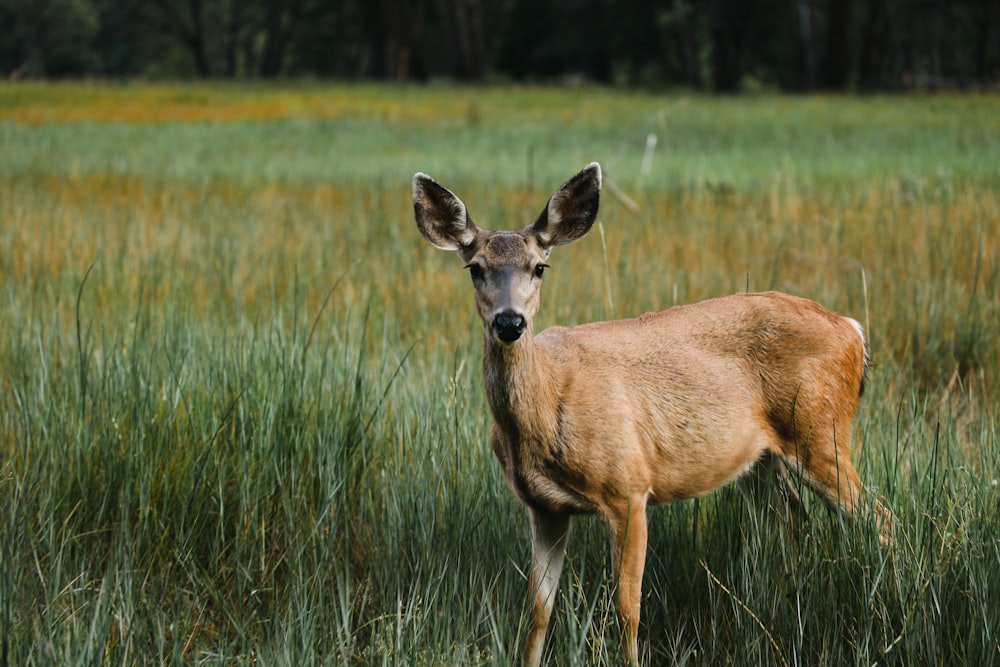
[527,162,601,249]
[413,173,482,252]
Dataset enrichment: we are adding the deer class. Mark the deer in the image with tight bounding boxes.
[411,162,892,666]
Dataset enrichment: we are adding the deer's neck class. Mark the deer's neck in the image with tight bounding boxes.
[482,331,558,440]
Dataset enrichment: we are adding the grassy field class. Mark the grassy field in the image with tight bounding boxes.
[1,82,998,665]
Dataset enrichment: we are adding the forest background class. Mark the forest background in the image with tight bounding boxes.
[2,0,999,91]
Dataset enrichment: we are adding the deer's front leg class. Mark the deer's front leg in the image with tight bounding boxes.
[608,496,649,667]
[524,508,571,667]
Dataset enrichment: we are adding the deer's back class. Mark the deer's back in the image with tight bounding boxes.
[537,291,864,397]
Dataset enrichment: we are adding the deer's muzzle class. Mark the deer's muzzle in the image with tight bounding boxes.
[493,311,526,343]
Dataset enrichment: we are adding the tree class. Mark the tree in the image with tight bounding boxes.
[257,0,308,77]
[1,0,100,77]
[145,0,212,76]
[822,0,852,89]
[798,0,816,90]
[709,0,754,91]
[0,0,996,88]
[674,0,703,88]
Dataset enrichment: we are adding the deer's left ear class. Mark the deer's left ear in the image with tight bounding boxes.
[527,162,601,249]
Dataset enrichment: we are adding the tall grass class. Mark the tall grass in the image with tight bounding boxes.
[1,83,998,664]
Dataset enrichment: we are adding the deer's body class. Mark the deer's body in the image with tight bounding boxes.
[412,163,891,666]
[487,291,868,516]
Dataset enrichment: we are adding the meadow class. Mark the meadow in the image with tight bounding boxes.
[0,82,998,665]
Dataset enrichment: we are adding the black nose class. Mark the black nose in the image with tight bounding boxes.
[492,311,526,343]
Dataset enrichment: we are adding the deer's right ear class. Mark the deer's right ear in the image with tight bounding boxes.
[413,173,481,253]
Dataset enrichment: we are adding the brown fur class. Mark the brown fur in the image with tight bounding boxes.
[413,163,892,666]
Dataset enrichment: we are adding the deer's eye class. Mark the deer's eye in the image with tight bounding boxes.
[466,264,484,281]
[534,264,548,279]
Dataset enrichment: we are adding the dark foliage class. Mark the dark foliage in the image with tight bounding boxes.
[1,0,997,90]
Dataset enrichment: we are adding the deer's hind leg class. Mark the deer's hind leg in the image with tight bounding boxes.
[785,424,894,546]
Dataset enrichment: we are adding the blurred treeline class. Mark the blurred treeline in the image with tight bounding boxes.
[2,0,998,91]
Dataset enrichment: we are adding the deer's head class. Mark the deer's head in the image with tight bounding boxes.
[413,163,602,344]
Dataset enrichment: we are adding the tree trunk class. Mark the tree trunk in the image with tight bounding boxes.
[798,0,816,90]
[149,0,212,77]
[451,0,486,80]
[187,0,210,77]
[710,0,752,92]
[376,0,425,80]
[823,0,852,89]
[674,0,702,88]
[222,0,243,77]
[974,0,998,83]
[859,0,889,88]
[259,0,305,78]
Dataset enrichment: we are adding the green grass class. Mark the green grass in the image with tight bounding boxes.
[1,82,998,665]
